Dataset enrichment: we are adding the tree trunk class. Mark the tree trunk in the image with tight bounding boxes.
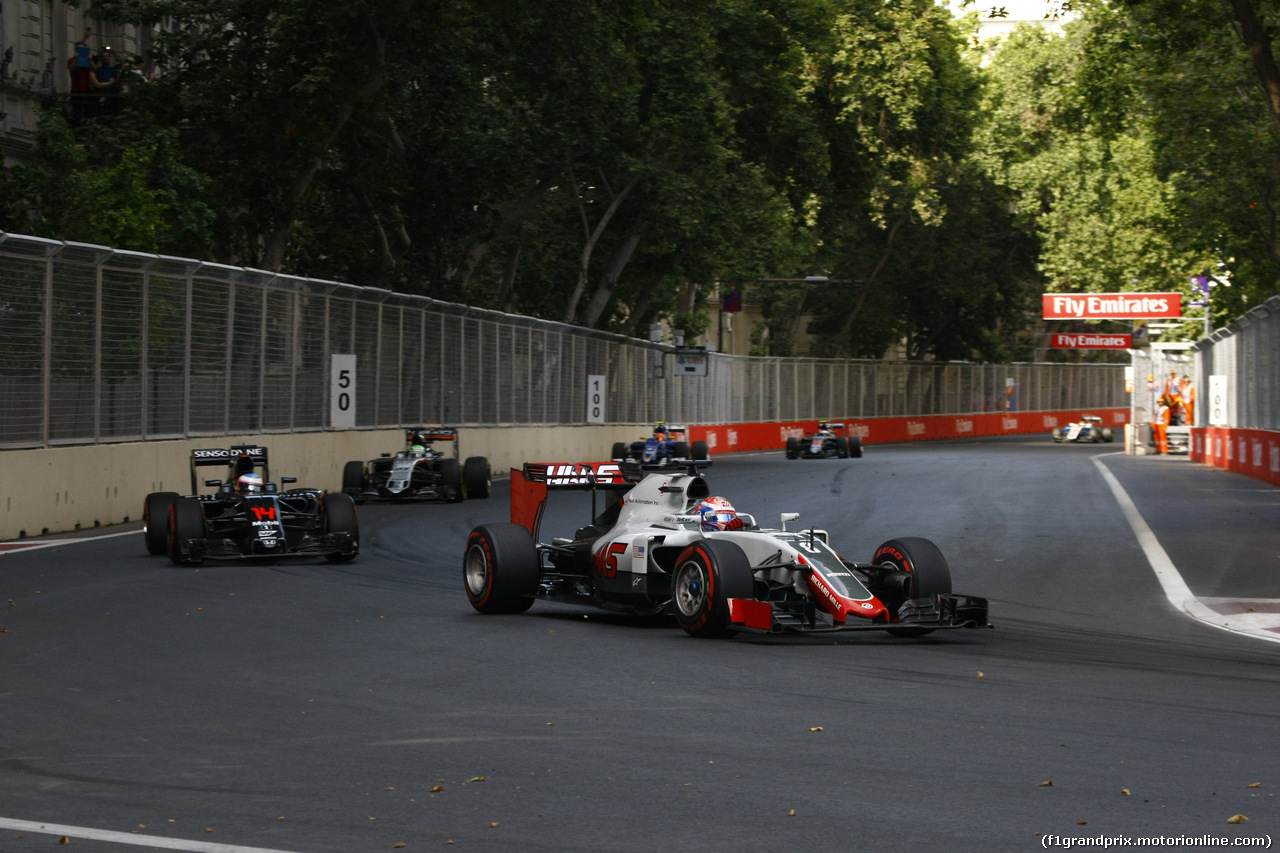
[581,229,643,328]
[455,172,555,287]
[563,172,641,324]
[838,213,908,340]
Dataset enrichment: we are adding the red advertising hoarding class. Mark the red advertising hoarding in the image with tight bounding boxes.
[1042,293,1181,319]
[1050,333,1132,349]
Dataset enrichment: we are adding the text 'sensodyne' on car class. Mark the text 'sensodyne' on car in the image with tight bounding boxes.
[612,422,709,469]
[463,459,988,639]
[786,421,863,459]
[142,445,359,566]
[343,428,490,503]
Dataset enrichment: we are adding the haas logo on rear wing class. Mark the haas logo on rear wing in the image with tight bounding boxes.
[522,461,637,487]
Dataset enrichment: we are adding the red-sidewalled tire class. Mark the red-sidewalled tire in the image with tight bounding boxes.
[672,539,754,638]
[463,523,540,614]
[872,537,951,638]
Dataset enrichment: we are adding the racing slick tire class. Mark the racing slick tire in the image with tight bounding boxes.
[691,440,709,461]
[611,442,628,461]
[836,436,849,458]
[785,437,799,460]
[464,523,540,614]
[463,456,491,499]
[872,537,952,638]
[167,497,207,567]
[849,436,863,458]
[1051,427,1064,443]
[342,460,365,495]
[1100,427,1114,443]
[672,539,754,639]
[143,491,179,555]
[673,441,690,460]
[321,492,360,563]
[440,457,464,503]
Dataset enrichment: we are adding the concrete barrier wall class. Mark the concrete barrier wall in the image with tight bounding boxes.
[0,425,645,541]
[0,409,1131,541]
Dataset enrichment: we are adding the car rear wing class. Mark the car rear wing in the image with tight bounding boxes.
[189,445,269,493]
[512,461,642,538]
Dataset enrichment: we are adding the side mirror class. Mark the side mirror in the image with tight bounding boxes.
[282,476,297,484]
[780,512,800,530]
[204,479,222,487]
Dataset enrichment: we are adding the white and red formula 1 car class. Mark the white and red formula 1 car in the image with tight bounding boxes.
[463,460,988,638]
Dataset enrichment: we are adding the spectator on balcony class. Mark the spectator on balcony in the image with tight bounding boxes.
[92,47,123,94]
[67,29,95,93]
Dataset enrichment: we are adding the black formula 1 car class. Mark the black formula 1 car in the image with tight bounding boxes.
[142,444,359,566]
[1051,415,1114,444]
[343,428,490,503]
[612,422,709,469]
[463,460,988,639]
[785,421,863,459]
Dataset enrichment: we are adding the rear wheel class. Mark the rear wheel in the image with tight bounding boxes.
[785,437,799,459]
[872,537,951,638]
[672,540,754,638]
[321,492,359,562]
[691,440,709,461]
[848,436,863,458]
[1101,427,1114,443]
[1052,427,1064,442]
[167,498,207,566]
[611,441,628,460]
[342,460,365,494]
[439,457,464,502]
[463,456,491,499]
[143,491,178,555]
[464,523,540,614]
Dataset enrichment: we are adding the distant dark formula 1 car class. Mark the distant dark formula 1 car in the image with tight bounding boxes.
[1051,415,1114,444]
[785,421,863,459]
[463,459,988,639]
[343,428,490,503]
[142,445,359,566]
[612,422,709,469]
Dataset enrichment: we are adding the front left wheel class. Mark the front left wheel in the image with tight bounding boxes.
[464,523,540,614]
[167,497,207,566]
[463,456,491,499]
[672,539,754,638]
[872,537,952,638]
[321,492,360,562]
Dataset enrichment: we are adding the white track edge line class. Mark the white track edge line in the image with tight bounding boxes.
[1093,454,1280,646]
[0,817,302,852]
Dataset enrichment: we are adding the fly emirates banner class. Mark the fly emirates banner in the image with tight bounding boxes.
[1042,293,1181,319]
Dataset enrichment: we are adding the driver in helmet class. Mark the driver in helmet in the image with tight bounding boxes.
[697,496,743,531]
[409,443,426,455]
[237,471,264,494]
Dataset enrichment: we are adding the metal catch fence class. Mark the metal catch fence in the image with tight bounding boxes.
[0,232,1127,449]
[1190,294,1280,430]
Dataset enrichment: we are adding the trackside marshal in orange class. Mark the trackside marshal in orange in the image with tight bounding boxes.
[1042,293,1182,319]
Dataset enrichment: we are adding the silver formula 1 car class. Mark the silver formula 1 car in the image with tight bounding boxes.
[463,460,988,638]
[343,428,490,503]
